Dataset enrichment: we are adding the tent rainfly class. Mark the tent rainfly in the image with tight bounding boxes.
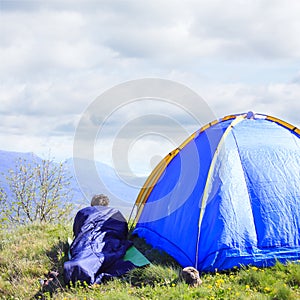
[131,112,300,271]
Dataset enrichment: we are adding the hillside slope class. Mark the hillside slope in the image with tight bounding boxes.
[1,223,300,299]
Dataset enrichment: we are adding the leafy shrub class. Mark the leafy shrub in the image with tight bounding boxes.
[0,155,73,225]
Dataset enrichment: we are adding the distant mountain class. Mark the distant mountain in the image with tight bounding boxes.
[66,157,146,217]
[0,149,147,218]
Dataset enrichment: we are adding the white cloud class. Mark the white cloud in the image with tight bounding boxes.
[199,81,300,128]
[189,0,300,59]
[0,0,299,172]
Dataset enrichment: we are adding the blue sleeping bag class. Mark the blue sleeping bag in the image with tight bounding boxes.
[64,206,135,284]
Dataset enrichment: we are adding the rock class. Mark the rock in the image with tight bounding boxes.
[181,266,202,287]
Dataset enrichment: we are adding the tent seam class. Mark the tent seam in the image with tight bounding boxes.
[195,115,245,269]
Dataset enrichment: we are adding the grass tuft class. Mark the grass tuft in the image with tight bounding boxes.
[1,223,300,299]
[124,264,179,287]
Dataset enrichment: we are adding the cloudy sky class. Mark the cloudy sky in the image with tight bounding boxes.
[1,0,300,176]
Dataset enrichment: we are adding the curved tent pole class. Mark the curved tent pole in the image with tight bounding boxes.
[194,114,246,269]
[129,112,300,231]
[128,114,239,226]
[266,115,300,136]
[128,115,238,226]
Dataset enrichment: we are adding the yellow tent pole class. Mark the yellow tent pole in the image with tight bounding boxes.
[266,115,300,135]
[131,115,239,224]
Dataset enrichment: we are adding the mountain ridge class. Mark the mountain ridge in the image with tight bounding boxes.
[0,149,145,217]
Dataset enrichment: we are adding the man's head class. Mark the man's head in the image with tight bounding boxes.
[91,194,110,207]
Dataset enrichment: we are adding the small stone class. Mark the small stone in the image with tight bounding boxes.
[181,266,202,287]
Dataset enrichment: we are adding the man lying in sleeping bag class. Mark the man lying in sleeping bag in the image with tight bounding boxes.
[64,194,135,285]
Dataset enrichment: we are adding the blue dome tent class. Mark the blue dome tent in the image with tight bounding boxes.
[131,112,300,271]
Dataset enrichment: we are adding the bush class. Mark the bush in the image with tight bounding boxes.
[0,155,73,225]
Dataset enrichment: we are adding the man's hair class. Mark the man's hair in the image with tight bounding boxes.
[91,194,110,207]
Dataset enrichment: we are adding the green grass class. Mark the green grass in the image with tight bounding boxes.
[0,223,300,299]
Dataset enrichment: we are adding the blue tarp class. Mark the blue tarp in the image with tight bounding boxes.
[64,206,135,284]
[133,113,300,271]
